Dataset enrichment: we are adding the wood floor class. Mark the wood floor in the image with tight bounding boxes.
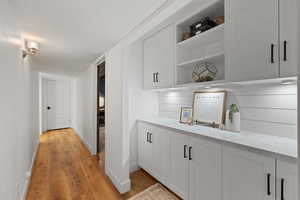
[26,128,157,200]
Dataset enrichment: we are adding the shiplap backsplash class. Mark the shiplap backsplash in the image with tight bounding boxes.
[158,84,297,139]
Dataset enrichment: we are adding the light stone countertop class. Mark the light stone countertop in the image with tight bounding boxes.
[138,117,297,160]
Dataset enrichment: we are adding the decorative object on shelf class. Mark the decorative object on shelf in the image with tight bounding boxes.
[190,17,218,36]
[225,104,240,132]
[180,107,193,124]
[214,16,225,25]
[192,62,218,82]
[192,91,227,128]
[181,32,190,41]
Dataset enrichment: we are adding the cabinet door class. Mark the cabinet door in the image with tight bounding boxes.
[279,0,299,77]
[189,137,222,200]
[276,160,297,200]
[151,126,171,185]
[223,146,276,200]
[169,131,189,199]
[225,0,279,81]
[138,123,153,173]
[144,25,174,89]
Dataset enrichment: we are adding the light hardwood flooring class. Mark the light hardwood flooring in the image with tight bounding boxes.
[26,128,157,200]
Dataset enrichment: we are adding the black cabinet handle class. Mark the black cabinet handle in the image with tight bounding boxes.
[283,41,287,61]
[184,145,187,158]
[188,146,192,160]
[271,44,275,63]
[267,173,271,196]
[146,132,149,142]
[149,133,152,143]
[156,72,159,82]
[153,73,155,83]
[281,178,285,200]
[47,106,51,110]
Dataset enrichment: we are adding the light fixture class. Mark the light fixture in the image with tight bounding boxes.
[280,79,297,85]
[22,40,40,58]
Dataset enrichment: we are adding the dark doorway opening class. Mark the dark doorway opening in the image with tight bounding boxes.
[97,62,105,166]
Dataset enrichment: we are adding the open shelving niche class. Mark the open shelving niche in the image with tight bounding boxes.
[175,0,225,87]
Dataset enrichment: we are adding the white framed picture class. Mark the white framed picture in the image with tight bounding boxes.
[180,107,193,124]
[192,91,227,126]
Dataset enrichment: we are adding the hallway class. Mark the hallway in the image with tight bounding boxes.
[26,129,122,200]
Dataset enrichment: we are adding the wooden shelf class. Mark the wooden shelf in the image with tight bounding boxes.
[177,24,224,47]
[177,52,224,67]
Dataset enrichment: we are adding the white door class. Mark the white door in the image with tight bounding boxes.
[151,126,171,186]
[225,0,279,81]
[169,131,189,199]
[222,146,276,200]
[143,24,174,89]
[189,136,222,200]
[276,160,297,200]
[138,123,153,173]
[45,79,71,130]
[279,0,299,77]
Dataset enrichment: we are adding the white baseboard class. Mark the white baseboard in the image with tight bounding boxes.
[130,161,140,173]
[21,140,40,200]
[106,169,131,194]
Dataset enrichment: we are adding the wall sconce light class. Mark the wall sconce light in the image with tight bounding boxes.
[22,40,40,58]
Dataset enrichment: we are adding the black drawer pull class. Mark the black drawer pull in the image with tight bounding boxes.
[184,145,187,158]
[188,146,192,160]
[267,173,271,195]
[281,178,285,200]
[283,41,287,61]
[271,44,275,63]
[146,132,149,142]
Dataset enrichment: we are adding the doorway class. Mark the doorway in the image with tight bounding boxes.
[42,78,71,131]
[97,62,105,166]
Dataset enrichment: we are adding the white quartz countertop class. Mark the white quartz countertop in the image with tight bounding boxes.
[138,117,297,159]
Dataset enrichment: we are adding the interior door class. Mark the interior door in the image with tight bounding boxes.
[45,79,71,130]
[225,0,279,81]
[189,136,222,200]
[222,146,276,200]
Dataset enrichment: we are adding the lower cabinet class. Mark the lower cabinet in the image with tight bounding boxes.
[138,122,297,200]
[222,146,276,200]
[188,136,222,200]
[276,160,298,200]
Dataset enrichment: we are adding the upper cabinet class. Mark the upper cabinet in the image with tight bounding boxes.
[143,24,174,89]
[226,0,298,82]
[279,0,299,77]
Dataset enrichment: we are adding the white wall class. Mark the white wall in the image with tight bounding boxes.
[158,83,297,139]
[0,1,39,199]
[74,65,97,154]
[123,41,159,172]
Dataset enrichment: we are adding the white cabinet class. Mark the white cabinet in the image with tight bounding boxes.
[279,0,299,77]
[138,122,297,200]
[189,136,222,200]
[169,130,189,199]
[276,160,297,200]
[138,122,153,173]
[138,123,171,185]
[222,146,276,200]
[226,0,298,81]
[151,126,171,185]
[225,0,279,81]
[143,24,174,89]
